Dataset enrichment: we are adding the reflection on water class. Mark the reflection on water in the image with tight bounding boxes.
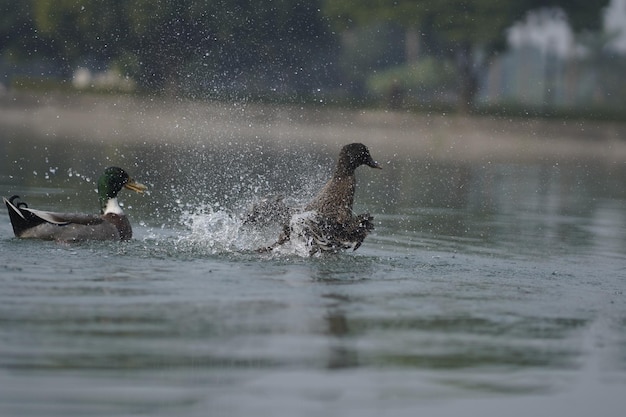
[1,99,626,416]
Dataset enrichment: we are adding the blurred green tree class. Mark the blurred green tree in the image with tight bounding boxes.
[28,0,130,76]
[5,0,332,94]
[323,0,610,112]
[0,1,57,66]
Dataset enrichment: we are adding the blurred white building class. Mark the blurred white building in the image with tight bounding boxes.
[482,0,626,108]
[604,0,626,53]
[507,8,576,58]
[506,0,626,58]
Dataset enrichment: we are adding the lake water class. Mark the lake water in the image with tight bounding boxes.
[1,95,625,416]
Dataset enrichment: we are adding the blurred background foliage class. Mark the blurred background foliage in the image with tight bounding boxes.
[1,0,623,117]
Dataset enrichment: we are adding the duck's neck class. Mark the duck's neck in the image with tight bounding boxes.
[334,162,356,178]
[102,198,124,215]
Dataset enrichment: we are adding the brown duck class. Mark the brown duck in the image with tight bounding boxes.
[265,143,382,253]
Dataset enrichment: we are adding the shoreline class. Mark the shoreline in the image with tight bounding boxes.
[2,90,625,164]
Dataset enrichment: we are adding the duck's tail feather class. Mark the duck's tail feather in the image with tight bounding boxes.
[3,196,47,237]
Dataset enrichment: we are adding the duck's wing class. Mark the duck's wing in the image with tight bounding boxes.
[306,213,374,252]
[347,213,375,250]
[22,207,103,225]
[259,212,375,254]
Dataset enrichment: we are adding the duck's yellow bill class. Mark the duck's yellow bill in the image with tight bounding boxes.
[124,180,147,193]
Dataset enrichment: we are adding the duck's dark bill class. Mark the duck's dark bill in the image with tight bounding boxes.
[369,160,383,169]
[124,180,147,193]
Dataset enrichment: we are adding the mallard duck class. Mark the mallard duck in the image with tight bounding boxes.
[3,167,146,242]
[263,143,382,253]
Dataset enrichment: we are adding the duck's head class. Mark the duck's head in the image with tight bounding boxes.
[98,167,147,214]
[337,143,382,174]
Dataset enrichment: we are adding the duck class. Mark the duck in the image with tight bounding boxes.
[3,166,146,242]
[263,143,382,254]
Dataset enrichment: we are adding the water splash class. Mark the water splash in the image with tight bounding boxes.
[269,211,322,258]
[163,200,326,258]
[167,202,274,256]
[179,206,245,252]
[132,143,333,258]
[66,168,93,184]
